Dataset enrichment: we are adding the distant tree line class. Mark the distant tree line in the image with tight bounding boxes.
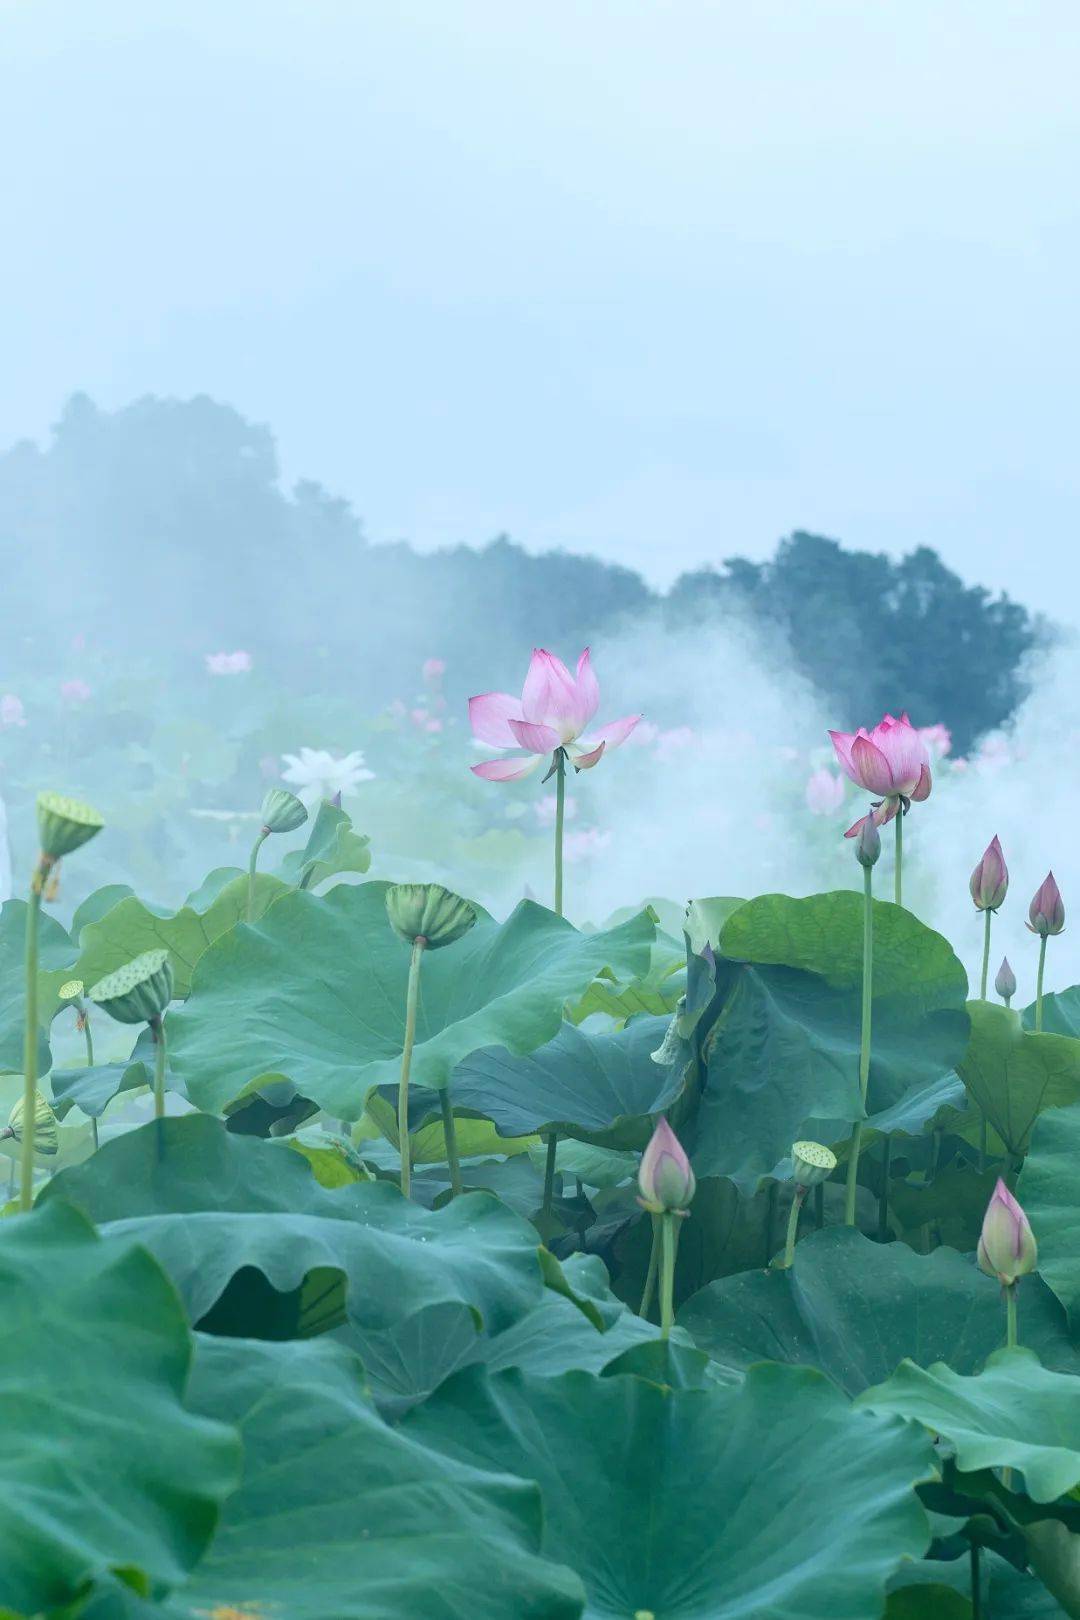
[0,394,1044,753]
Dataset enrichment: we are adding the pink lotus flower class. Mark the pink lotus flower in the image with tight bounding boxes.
[1027,871,1065,937]
[977,1177,1037,1285]
[638,1117,695,1213]
[829,712,932,839]
[918,722,952,759]
[205,651,253,675]
[970,836,1008,912]
[422,658,446,681]
[469,648,640,782]
[0,695,26,728]
[805,768,845,816]
[60,678,92,705]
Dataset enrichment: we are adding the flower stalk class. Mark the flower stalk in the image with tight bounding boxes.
[19,861,47,1212]
[894,810,903,907]
[247,828,270,921]
[844,845,876,1226]
[553,747,566,918]
[397,936,426,1199]
[439,1088,462,1199]
[659,1212,678,1339]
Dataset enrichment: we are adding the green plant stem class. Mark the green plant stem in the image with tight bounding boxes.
[844,864,874,1226]
[1005,1282,1018,1348]
[1035,935,1048,1031]
[877,1136,892,1240]
[970,1541,982,1620]
[20,864,45,1213]
[979,908,992,1000]
[151,1014,168,1161]
[781,1187,805,1268]
[80,1008,98,1151]
[397,938,426,1199]
[553,749,566,918]
[813,1182,825,1229]
[659,1212,678,1339]
[439,1088,462,1199]
[639,1214,660,1318]
[541,1131,559,1221]
[246,828,270,922]
[894,810,903,907]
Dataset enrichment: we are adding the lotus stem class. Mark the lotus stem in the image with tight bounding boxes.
[1005,1281,1018,1349]
[781,1186,806,1268]
[813,1181,825,1229]
[639,1213,660,1317]
[80,1008,98,1151]
[844,863,874,1226]
[246,827,270,922]
[150,1014,168,1162]
[979,908,992,1001]
[659,1212,678,1339]
[397,937,426,1199]
[553,748,566,918]
[877,1136,892,1240]
[970,1542,982,1620]
[541,1130,559,1222]
[1035,935,1048,1032]
[439,1088,462,1199]
[20,859,48,1212]
[894,810,903,907]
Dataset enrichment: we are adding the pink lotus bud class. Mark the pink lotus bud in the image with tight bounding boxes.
[854,816,881,868]
[805,768,845,816]
[637,1118,695,1213]
[977,1177,1037,1286]
[995,957,1017,1001]
[970,836,1008,911]
[1027,872,1066,937]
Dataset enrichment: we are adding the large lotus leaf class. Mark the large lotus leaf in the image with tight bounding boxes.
[404,1361,934,1620]
[684,895,747,954]
[1018,1103,1080,1328]
[71,883,136,933]
[449,1015,682,1149]
[276,799,372,889]
[72,872,290,1001]
[888,1551,1069,1618]
[567,924,685,1025]
[958,1002,1080,1157]
[677,1228,1080,1393]
[41,1116,612,1405]
[0,1200,239,1615]
[51,1056,152,1119]
[691,892,969,1188]
[165,883,654,1118]
[0,898,79,1071]
[170,1335,584,1620]
[859,1348,1080,1503]
[1022,988,1080,1038]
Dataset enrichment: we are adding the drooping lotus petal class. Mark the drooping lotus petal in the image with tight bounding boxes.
[977,1177,1037,1285]
[844,799,899,839]
[909,763,933,802]
[575,648,601,729]
[571,741,606,770]
[509,718,561,754]
[849,735,896,797]
[470,755,542,782]
[581,714,641,752]
[469,692,525,748]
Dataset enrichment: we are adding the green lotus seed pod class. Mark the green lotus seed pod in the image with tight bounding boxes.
[36,792,105,860]
[58,979,85,1002]
[791,1140,837,1188]
[89,948,174,1025]
[386,882,477,949]
[3,1091,59,1157]
[261,787,308,835]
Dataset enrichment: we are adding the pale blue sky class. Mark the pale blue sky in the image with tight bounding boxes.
[3,0,1078,613]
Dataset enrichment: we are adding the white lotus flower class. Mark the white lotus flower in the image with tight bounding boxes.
[281,748,375,806]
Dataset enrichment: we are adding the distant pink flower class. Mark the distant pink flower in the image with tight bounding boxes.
[564,827,612,863]
[0,695,26,728]
[805,768,845,816]
[205,651,253,675]
[919,723,952,759]
[536,794,578,825]
[469,648,640,782]
[829,712,932,839]
[60,679,92,705]
[388,698,407,719]
[422,658,446,681]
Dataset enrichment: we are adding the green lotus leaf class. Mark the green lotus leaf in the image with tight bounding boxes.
[404,1361,935,1619]
[958,1003,1080,1157]
[690,891,970,1189]
[1018,1102,1080,1328]
[174,1335,585,1620]
[0,1200,239,1613]
[277,799,371,889]
[165,883,654,1118]
[859,1347,1080,1503]
[0,899,79,1071]
[50,1055,154,1119]
[678,1228,1080,1392]
[73,871,290,1000]
[1022,988,1080,1037]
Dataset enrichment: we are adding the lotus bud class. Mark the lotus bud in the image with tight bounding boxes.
[970,835,1009,912]
[977,1177,1037,1286]
[854,816,881,869]
[36,791,104,861]
[995,957,1017,1003]
[1027,872,1065,937]
[88,948,174,1025]
[0,1091,59,1157]
[260,787,308,835]
[791,1140,837,1188]
[386,882,477,950]
[637,1117,695,1213]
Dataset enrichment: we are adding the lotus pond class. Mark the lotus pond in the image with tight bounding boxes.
[6,665,1080,1620]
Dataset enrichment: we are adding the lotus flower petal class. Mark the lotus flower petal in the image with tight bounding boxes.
[470,755,542,783]
[849,735,897,796]
[571,741,606,770]
[469,692,526,748]
[509,718,561,755]
[575,648,601,729]
[581,714,641,752]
